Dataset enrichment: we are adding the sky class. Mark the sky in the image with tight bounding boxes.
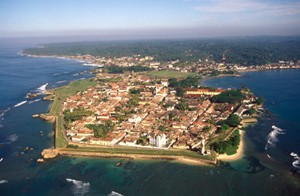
[1,0,300,39]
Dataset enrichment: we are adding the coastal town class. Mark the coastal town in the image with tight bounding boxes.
[45,53,300,77]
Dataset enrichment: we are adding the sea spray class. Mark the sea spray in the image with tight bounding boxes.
[265,125,285,150]
[53,72,69,76]
[0,107,10,118]
[290,152,300,171]
[7,134,18,142]
[37,83,48,93]
[28,99,41,104]
[56,80,66,84]
[108,191,124,196]
[66,178,90,196]
[0,180,8,184]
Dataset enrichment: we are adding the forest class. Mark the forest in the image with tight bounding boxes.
[24,36,300,66]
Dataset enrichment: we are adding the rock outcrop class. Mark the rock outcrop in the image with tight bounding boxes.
[39,114,55,123]
[41,149,59,159]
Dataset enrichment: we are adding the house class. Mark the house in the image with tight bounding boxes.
[71,135,86,142]
[185,88,223,97]
[161,80,169,87]
[89,137,112,145]
[148,132,167,148]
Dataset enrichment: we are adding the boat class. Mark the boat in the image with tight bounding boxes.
[116,162,122,167]
[0,158,3,162]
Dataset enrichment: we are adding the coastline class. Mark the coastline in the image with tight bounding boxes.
[217,130,245,161]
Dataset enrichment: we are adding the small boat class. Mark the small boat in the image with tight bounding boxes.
[0,158,3,162]
[116,162,122,167]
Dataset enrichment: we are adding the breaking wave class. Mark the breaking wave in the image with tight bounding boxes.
[66,178,90,196]
[53,72,69,76]
[37,83,48,93]
[265,125,285,150]
[56,80,66,84]
[108,191,124,196]
[7,134,18,142]
[0,180,8,184]
[28,99,41,104]
[14,101,27,108]
[0,107,10,118]
[290,152,300,169]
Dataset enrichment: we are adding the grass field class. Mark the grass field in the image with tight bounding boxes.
[147,70,197,79]
[62,145,214,161]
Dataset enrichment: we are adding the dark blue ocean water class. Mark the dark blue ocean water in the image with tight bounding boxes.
[0,44,300,196]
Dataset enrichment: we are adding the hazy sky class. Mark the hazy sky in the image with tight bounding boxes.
[1,0,300,39]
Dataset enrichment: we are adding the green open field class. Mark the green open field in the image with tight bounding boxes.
[62,145,215,161]
[147,70,197,79]
[48,78,97,148]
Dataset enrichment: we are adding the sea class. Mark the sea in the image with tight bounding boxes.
[0,42,300,196]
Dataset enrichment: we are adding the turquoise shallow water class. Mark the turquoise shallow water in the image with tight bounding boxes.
[0,44,300,195]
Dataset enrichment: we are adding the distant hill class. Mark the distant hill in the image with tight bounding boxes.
[24,36,300,66]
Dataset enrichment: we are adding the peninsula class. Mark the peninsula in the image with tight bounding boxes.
[39,70,261,165]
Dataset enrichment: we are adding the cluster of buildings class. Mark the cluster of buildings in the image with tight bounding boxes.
[55,53,300,78]
[62,73,258,153]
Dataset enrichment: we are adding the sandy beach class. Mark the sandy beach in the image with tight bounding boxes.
[217,130,245,161]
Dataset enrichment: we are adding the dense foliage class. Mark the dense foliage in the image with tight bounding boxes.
[225,114,241,127]
[168,76,201,97]
[211,90,244,104]
[85,120,114,138]
[105,65,152,73]
[63,108,93,123]
[211,129,240,155]
[24,36,300,65]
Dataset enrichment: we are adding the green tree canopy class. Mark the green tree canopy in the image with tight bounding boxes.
[211,90,244,104]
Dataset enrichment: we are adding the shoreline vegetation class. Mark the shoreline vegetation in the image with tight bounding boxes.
[26,53,263,166]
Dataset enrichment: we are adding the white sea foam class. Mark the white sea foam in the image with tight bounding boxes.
[290,152,300,169]
[53,72,69,76]
[37,83,48,93]
[14,101,27,108]
[0,107,10,118]
[108,191,124,196]
[56,80,66,84]
[66,178,90,196]
[7,134,18,142]
[0,180,8,184]
[265,125,285,150]
[28,99,41,104]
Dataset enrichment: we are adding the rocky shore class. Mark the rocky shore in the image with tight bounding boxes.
[41,149,59,159]
[32,114,55,123]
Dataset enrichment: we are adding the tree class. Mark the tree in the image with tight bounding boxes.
[63,108,93,123]
[257,96,264,105]
[168,112,176,120]
[211,90,244,104]
[175,101,189,110]
[226,114,241,127]
[248,108,256,115]
[115,106,122,113]
[218,123,230,133]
